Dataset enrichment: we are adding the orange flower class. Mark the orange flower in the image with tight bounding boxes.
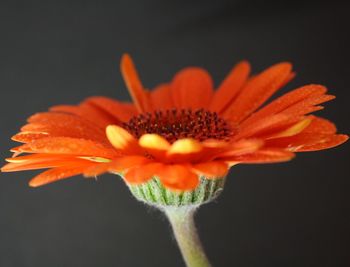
[2,54,348,191]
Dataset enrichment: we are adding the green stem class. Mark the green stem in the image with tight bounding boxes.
[164,207,212,267]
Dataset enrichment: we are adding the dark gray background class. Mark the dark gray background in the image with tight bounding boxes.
[0,0,349,266]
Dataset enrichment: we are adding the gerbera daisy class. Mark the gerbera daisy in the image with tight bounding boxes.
[2,54,347,189]
[2,54,347,267]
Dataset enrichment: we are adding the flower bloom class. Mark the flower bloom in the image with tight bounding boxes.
[2,54,348,190]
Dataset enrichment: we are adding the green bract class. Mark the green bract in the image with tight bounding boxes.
[127,176,226,207]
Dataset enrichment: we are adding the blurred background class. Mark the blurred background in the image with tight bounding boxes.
[0,0,349,266]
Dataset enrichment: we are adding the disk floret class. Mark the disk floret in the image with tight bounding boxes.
[122,108,233,143]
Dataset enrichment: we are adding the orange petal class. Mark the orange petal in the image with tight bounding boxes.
[201,139,230,148]
[120,54,151,112]
[157,164,199,191]
[124,162,163,184]
[216,139,264,159]
[225,62,293,123]
[15,137,117,158]
[83,162,112,177]
[9,146,24,157]
[22,112,107,143]
[233,114,297,141]
[28,111,105,128]
[84,96,137,122]
[150,84,174,110]
[282,94,335,117]
[302,116,336,134]
[279,72,296,88]
[29,163,94,187]
[209,61,250,113]
[2,155,93,172]
[192,161,229,178]
[265,117,312,139]
[241,85,327,126]
[295,134,348,151]
[195,140,232,162]
[50,102,118,129]
[266,133,348,152]
[171,67,213,109]
[4,154,60,163]
[224,149,295,164]
[49,105,80,115]
[84,156,150,176]
[12,132,49,143]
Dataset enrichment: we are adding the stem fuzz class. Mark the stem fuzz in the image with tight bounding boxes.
[165,207,212,267]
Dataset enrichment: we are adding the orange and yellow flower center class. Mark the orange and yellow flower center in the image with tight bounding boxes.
[122,108,233,143]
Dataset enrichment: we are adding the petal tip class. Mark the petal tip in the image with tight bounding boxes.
[28,179,40,187]
[1,166,9,172]
[121,53,132,66]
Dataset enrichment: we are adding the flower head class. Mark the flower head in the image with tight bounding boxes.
[2,54,348,197]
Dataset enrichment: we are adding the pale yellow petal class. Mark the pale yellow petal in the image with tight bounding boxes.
[106,125,136,150]
[167,138,203,155]
[139,134,171,150]
[78,156,112,163]
[267,117,312,139]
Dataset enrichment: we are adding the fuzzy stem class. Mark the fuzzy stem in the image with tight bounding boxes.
[164,207,212,267]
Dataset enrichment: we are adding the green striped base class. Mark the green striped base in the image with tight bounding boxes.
[127,176,226,207]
